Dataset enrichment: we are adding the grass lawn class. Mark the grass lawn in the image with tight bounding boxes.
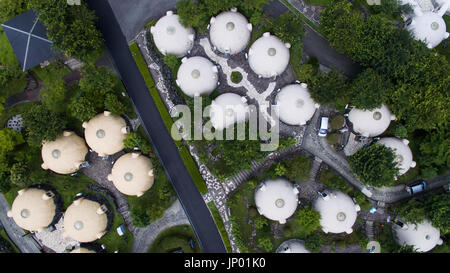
[0,26,19,67]
[207,201,232,253]
[0,229,20,253]
[148,225,201,253]
[31,62,71,88]
[98,212,133,253]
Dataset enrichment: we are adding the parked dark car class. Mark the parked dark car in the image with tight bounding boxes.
[405,179,427,195]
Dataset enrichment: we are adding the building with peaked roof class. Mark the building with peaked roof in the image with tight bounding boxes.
[150,10,195,57]
[7,188,57,232]
[378,137,416,176]
[313,190,360,234]
[107,152,154,197]
[276,239,310,253]
[393,220,443,252]
[248,32,290,78]
[209,8,252,54]
[41,131,88,175]
[176,56,218,97]
[1,10,58,71]
[63,198,108,243]
[274,83,320,126]
[82,111,129,157]
[348,104,396,137]
[209,93,249,130]
[254,178,299,224]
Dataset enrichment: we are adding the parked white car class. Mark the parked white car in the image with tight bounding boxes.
[318,117,329,137]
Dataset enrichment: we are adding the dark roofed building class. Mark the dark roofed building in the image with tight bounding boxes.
[1,10,58,71]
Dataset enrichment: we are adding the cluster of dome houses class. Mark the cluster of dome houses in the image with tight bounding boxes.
[7,111,156,251]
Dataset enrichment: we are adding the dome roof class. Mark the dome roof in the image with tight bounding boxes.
[248,32,290,78]
[69,247,96,253]
[378,137,416,175]
[209,93,249,130]
[254,178,299,224]
[393,220,443,252]
[407,12,449,48]
[176,56,218,97]
[274,83,319,126]
[107,153,154,197]
[348,104,395,137]
[276,239,310,253]
[209,8,252,54]
[7,188,56,232]
[63,198,108,243]
[313,190,360,234]
[150,10,195,57]
[41,131,88,175]
[82,111,128,157]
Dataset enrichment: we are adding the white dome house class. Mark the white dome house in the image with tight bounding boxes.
[176,56,219,97]
[313,190,360,234]
[378,137,416,176]
[254,178,299,224]
[209,93,249,130]
[276,239,310,253]
[150,10,195,57]
[393,220,443,252]
[348,104,396,137]
[274,83,320,126]
[248,32,290,78]
[209,8,252,54]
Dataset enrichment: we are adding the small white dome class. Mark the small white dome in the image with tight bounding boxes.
[209,93,249,130]
[393,220,443,252]
[254,178,299,224]
[176,56,218,97]
[248,32,290,78]
[150,11,195,57]
[313,191,360,234]
[348,104,395,137]
[378,137,416,175]
[276,239,310,253]
[407,12,449,48]
[209,9,252,54]
[275,83,319,126]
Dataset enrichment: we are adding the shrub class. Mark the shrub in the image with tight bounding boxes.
[231,71,242,83]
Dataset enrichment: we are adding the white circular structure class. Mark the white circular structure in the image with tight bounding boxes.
[407,11,449,49]
[274,83,319,126]
[176,56,219,97]
[348,104,395,137]
[276,239,310,253]
[254,178,299,224]
[393,220,443,252]
[248,32,290,78]
[7,188,56,232]
[313,191,360,234]
[82,111,129,157]
[150,10,195,57]
[209,8,252,54]
[209,93,249,130]
[378,137,416,176]
[107,153,154,197]
[41,131,88,175]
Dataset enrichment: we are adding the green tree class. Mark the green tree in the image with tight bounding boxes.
[0,0,28,23]
[257,237,273,252]
[0,128,24,159]
[305,233,322,253]
[284,154,311,182]
[348,68,391,110]
[294,207,321,236]
[130,208,150,227]
[393,123,408,139]
[425,194,450,235]
[254,216,269,230]
[295,63,317,84]
[394,198,427,225]
[39,79,67,112]
[176,0,209,32]
[309,69,348,111]
[274,162,286,177]
[271,12,304,45]
[9,162,29,187]
[104,93,125,116]
[79,64,117,109]
[123,132,152,155]
[68,96,96,122]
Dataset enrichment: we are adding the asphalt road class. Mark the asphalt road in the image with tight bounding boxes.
[87,0,226,253]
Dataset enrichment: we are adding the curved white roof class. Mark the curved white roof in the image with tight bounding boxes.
[209,9,252,54]
[276,239,310,253]
[348,104,395,137]
[407,11,449,48]
[313,191,360,234]
[209,93,249,130]
[274,83,319,126]
[248,32,290,78]
[378,137,416,175]
[254,178,299,224]
[176,56,218,97]
[150,10,195,57]
[393,220,443,252]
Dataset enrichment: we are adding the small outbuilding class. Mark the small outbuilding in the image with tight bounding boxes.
[82,111,129,157]
[348,104,396,137]
[209,93,249,130]
[276,239,310,253]
[378,137,416,176]
[393,220,443,252]
[254,178,299,224]
[150,10,195,57]
[107,152,154,197]
[209,8,252,54]
[248,32,290,78]
[176,56,219,97]
[7,188,57,232]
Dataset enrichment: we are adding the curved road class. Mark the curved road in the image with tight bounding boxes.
[86,0,226,253]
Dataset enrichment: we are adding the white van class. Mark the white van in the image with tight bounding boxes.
[318,117,329,137]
